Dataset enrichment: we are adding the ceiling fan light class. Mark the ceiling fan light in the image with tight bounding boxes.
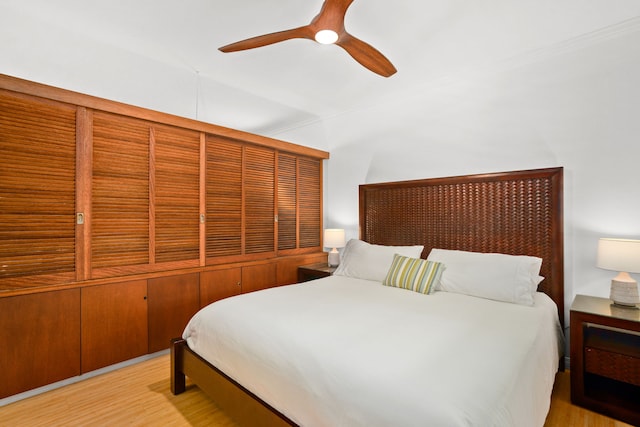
[315,29,338,44]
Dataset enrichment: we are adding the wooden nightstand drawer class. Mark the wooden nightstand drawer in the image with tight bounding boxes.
[585,347,640,386]
[583,324,640,386]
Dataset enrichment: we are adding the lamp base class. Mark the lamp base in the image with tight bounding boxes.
[328,249,340,267]
[610,276,640,307]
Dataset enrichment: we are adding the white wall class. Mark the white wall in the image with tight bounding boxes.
[278,22,640,324]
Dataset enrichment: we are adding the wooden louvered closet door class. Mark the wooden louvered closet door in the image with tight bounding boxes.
[205,137,276,262]
[244,145,275,255]
[91,112,150,273]
[277,154,322,252]
[298,157,321,249]
[0,91,76,285]
[205,136,243,259]
[277,153,297,251]
[152,125,200,265]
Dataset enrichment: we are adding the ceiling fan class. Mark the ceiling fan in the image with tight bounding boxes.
[219,0,397,77]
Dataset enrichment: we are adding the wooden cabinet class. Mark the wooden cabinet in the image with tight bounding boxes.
[200,268,242,307]
[0,289,81,399]
[200,256,329,307]
[277,253,329,285]
[81,280,148,373]
[148,273,200,353]
[570,294,640,426]
[0,74,328,400]
[201,262,278,299]
[201,262,281,303]
[241,263,277,293]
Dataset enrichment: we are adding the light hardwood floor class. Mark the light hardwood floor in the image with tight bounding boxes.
[1,354,633,426]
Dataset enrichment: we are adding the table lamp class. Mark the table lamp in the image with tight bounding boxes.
[324,229,345,267]
[596,238,640,307]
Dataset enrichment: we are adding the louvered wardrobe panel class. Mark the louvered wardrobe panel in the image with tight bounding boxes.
[299,157,322,248]
[244,145,275,254]
[0,91,76,281]
[277,153,297,251]
[206,136,243,258]
[92,112,149,269]
[153,125,200,263]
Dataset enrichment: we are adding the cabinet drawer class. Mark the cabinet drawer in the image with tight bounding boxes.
[585,347,640,386]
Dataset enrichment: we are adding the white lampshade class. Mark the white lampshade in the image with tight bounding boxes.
[324,229,345,267]
[597,238,640,307]
[597,238,640,273]
[324,229,346,249]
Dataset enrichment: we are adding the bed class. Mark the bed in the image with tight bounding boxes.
[171,167,565,426]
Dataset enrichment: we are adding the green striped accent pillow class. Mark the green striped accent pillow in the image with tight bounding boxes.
[383,254,445,294]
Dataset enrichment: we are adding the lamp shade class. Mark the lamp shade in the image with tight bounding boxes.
[597,238,640,273]
[324,229,346,249]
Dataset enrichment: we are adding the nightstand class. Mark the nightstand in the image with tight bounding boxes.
[297,263,336,283]
[570,294,640,426]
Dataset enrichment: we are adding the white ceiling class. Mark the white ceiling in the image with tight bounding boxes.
[3,0,640,138]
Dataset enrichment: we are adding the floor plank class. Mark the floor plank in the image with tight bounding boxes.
[1,355,238,427]
[1,355,633,426]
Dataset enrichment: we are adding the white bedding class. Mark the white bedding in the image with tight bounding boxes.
[183,275,563,427]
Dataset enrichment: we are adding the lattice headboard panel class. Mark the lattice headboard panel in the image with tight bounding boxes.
[359,167,564,326]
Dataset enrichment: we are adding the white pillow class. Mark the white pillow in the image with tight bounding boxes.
[426,248,543,306]
[334,239,424,282]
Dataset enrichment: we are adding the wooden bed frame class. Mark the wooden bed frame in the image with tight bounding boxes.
[171,166,564,426]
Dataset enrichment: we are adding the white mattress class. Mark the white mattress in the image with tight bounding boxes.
[183,275,563,427]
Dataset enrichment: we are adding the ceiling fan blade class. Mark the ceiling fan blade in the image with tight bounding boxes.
[311,0,354,31]
[219,26,314,52]
[336,33,397,77]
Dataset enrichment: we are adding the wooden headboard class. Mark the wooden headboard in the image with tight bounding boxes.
[359,167,564,327]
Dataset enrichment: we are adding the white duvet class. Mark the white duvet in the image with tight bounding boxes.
[183,275,563,427]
